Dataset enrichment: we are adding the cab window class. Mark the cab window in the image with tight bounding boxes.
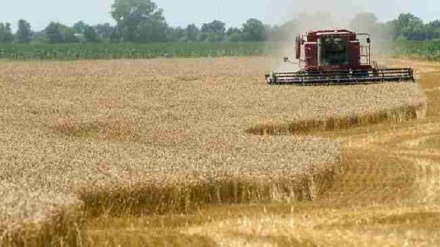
[321,37,349,65]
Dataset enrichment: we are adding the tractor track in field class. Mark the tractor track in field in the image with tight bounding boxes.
[86,60,440,247]
[320,121,440,207]
[179,118,440,247]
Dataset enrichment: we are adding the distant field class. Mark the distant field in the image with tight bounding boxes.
[0,41,438,60]
[0,42,274,60]
[393,41,440,61]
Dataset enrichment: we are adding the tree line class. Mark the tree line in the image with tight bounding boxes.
[0,0,439,44]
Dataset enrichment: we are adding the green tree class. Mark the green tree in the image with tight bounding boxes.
[226,27,242,42]
[241,18,266,42]
[0,23,14,43]
[398,14,426,40]
[84,25,100,42]
[95,23,115,42]
[73,21,87,34]
[45,22,80,43]
[397,13,418,31]
[185,24,199,42]
[430,20,440,29]
[63,28,80,43]
[167,27,185,42]
[200,20,225,42]
[31,31,46,44]
[425,25,438,40]
[109,28,122,43]
[426,20,440,40]
[396,13,424,40]
[111,0,168,43]
[16,19,32,43]
[45,22,64,43]
[401,22,426,40]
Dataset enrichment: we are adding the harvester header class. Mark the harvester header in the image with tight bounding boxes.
[266,29,415,85]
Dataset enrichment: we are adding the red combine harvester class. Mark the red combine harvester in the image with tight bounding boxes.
[265,29,415,85]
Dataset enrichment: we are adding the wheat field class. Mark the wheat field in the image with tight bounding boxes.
[0,57,427,246]
[87,58,440,247]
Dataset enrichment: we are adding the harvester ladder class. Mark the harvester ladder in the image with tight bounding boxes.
[360,45,370,65]
[357,33,371,66]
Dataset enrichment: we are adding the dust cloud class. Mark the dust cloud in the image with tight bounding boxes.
[264,0,401,71]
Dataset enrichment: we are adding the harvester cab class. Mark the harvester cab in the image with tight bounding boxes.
[266,29,415,85]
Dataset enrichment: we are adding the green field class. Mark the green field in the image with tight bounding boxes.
[393,41,440,61]
[0,41,438,60]
[0,42,275,60]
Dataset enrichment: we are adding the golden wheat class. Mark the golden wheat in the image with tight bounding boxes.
[0,57,426,245]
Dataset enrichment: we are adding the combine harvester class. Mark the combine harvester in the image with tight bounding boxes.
[266,29,415,85]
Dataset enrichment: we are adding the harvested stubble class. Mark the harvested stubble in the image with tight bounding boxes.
[0,57,425,245]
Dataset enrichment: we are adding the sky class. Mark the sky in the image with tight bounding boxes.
[0,0,439,31]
